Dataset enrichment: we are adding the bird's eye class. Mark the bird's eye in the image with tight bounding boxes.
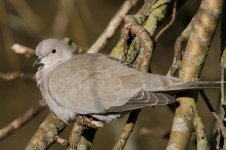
[51,49,56,54]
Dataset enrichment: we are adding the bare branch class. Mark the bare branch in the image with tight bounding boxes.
[0,101,45,141]
[167,18,193,76]
[123,15,153,72]
[193,106,207,149]
[67,116,103,149]
[67,121,85,150]
[167,0,223,149]
[155,0,177,42]
[87,0,139,53]
[113,109,139,150]
[140,127,170,139]
[200,90,226,138]
[54,136,68,146]
[25,114,67,150]
[76,116,104,128]
[111,1,188,149]
[11,43,35,58]
[0,72,35,81]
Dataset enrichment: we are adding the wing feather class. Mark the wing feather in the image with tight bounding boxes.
[48,53,142,114]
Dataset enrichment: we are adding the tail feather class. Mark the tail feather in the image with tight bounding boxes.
[106,74,223,113]
[141,73,223,92]
[107,91,175,113]
[164,81,222,91]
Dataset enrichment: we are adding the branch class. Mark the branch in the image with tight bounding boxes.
[192,105,207,149]
[11,43,36,58]
[167,0,223,149]
[113,109,140,150]
[111,0,187,62]
[25,114,67,150]
[67,121,85,150]
[167,18,193,76]
[123,15,153,71]
[0,72,35,81]
[77,128,97,150]
[111,0,188,149]
[87,0,139,53]
[140,127,170,139]
[0,101,45,141]
[200,90,226,138]
[155,0,177,42]
[67,116,103,150]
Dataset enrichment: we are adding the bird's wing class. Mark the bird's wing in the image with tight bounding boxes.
[47,53,183,114]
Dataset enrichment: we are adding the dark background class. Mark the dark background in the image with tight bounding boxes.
[0,0,221,149]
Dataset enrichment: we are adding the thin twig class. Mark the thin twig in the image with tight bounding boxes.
[113,109,140,150]
[0,101,45,141]
[87,0,139,53]
[140,127,170,139]
[167,17,194,76]
[0,72,35,81]
[200,90,226,138]
[76,115,104,128]
[192,104,207,149]
[54,136,68,146]
[11,43,36,58]
[155,0,177,42]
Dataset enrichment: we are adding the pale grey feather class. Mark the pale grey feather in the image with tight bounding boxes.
[35,39,220,123]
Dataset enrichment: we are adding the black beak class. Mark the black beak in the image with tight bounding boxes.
[33,58,44,69]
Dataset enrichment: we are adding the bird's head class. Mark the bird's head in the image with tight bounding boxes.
[33,39,74,70]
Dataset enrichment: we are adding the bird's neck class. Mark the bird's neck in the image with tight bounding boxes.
[35,64,58,87]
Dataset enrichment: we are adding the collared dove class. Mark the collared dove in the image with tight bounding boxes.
[34,39,219,123]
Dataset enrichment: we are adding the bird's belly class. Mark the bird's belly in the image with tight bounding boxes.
[91,114,122,123]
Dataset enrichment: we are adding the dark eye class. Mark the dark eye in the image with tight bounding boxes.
[51,49,56,54]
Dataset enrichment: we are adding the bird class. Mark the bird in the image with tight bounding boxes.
[33,39,220,123]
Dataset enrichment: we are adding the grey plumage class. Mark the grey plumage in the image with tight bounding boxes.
[34,39,219,123]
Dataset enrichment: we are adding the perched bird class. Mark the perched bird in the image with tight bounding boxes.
[33,39,219,123]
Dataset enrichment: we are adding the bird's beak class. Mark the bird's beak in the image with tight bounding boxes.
[33,58,44,69]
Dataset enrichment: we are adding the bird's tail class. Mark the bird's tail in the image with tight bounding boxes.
[162,81,225,91]
[140,73,223,92]
[164,81,222,91]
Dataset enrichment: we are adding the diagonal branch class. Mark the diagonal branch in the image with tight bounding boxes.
[0,72,35,81]
[87,0,139,53]
[0,101,45,141]
[25,113,67,150]
[113,109,140,150]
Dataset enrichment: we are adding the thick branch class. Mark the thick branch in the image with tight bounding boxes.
[67,121,85,150]
[167,0,223,149]
[25,114,66,150]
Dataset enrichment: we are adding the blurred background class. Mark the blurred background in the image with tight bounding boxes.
[0,0,222,149]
